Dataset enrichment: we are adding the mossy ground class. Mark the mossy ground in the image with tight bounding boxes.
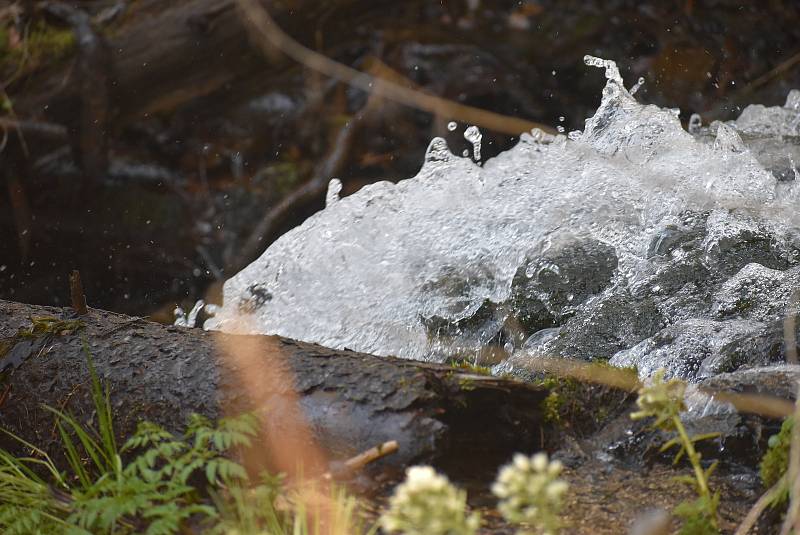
[534,362,639,437]
[0,20,75,83]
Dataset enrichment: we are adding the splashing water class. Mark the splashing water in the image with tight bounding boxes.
[207,57,800,381]
[326,178,342,207]
[175,300,205,328]
[629,76,645,96]
[463,125,482,161]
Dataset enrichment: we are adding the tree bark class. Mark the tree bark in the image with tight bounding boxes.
[0,299,547,479]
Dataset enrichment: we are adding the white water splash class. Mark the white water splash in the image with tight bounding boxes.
[326,178,342,207]
[464,125,483,161]
[174,300,205,328]
[207,57,800,376]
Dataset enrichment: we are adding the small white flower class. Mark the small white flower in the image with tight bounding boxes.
[380,465,479,535]
[532,452,548,472]
[492,452,568,534]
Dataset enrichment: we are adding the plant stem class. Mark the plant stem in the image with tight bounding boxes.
[673,415,710,498]
[673,414,718,530]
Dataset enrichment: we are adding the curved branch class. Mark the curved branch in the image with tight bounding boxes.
[235,0,555,136]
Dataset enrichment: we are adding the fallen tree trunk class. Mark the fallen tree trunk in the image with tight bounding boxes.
[0,299,547,479]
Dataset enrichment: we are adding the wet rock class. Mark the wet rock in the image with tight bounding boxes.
[699,363,800,401]
[712,263,800,321]
[701,210,790,276]
[511,238,618,328]
[611,318,765,380]
[546,290,664,361]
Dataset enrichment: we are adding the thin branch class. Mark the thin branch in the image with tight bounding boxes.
[323,440,400,480]
[734,475,786,535]
[235,0,554,136]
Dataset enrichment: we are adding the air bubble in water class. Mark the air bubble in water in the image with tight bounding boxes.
[629,76,645,95]
[688,114,702,134]
[447,121,458,131]
[464,125,482,161]
[326,178,342,207]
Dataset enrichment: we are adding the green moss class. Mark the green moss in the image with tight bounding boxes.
[534,362,639,429]
[17,316,85,339]
[536,376,581,425]
[447,359,492,376]
[760,415,793,507]
[1,21,75,78]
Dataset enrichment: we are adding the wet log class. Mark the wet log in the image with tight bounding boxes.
[0,299,547,478]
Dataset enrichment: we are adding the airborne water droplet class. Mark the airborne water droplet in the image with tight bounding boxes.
[584,55,624,85]
[629,76,645,96]
[464,125,483,161]
[447,121,458,131]
[557,125,565,133]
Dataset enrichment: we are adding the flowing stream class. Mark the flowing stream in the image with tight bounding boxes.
[207,57,800,382]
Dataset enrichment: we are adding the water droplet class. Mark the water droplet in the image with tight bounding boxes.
[558,116,565,122]
[462,149,470,157]
[629,76,645,95]
[583,55,623,85]
[447,121,458,131]
[567,293,574,302]
[424,137,452,164]
[173,306,186,326]
[464,125,483,161]
[326,178,342,207]
[557,125,565,133]
[688,113,702,134]
[785,89,800,111]
[503,341,515,354]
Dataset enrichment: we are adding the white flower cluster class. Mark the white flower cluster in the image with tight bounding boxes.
[380,466,480,535]
[492,453,568,535]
